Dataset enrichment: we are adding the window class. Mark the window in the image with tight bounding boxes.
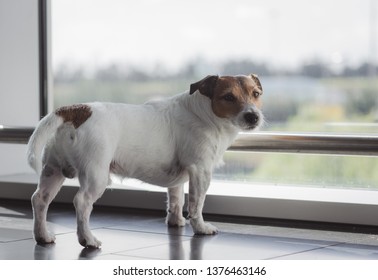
[1,0,377,226]
[51,0,378,192]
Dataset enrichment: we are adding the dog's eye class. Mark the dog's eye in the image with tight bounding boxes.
[253,91,261,98]
[223,93,236,102]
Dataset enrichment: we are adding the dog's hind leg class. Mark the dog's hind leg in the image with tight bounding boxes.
[74,167,108,248]
[31,165,65,244]
[166,184,186,227]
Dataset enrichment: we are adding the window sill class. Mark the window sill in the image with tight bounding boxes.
[1,173,378,227]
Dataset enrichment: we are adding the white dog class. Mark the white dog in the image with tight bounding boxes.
[27,74,263,248]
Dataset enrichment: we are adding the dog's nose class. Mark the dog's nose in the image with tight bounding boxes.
[244,112,259,125]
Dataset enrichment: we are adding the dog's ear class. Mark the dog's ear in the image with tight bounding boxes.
[189,75,219,98]
[250,74,263,91]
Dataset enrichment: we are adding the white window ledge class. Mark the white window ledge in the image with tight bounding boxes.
[1,173,378,227]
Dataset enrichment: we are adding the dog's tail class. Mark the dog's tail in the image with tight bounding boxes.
[27,113,63,175]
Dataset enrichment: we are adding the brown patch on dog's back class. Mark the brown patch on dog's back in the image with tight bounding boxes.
[55,104,92,128]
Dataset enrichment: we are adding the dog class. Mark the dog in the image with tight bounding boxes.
[27,74,264,248]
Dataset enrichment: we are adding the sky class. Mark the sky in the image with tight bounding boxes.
[52,0,377,71]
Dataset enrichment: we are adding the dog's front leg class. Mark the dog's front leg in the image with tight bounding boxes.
[188,165,218,235]
[166,184,186,227]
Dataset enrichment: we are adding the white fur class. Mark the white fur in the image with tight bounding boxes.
[27,87,263,248]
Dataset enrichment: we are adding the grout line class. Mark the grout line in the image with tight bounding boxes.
[265,242,345,260]
[1,237,35,244]
[102,226,194,237]
[107,239,190,257]
[109,252,165,260]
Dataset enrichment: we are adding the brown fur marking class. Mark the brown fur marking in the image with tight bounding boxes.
[251,74,263,91]
[55,104,92,128]
[211,75,263,118]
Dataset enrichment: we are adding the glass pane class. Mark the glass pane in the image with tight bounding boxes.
[51,0,378,191]
[52,0,378,134]
[262,77,378,134]
[216,151,378,190]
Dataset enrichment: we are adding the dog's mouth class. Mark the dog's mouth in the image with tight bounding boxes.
[242,123,261,131]
[245,124,259,130]
[233,120,261,131]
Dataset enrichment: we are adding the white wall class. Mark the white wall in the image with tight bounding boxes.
[0,0,40,175]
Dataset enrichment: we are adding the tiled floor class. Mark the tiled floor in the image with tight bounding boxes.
[1,199,378,260]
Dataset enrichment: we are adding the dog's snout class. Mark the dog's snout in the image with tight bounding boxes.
[244,112,259,125]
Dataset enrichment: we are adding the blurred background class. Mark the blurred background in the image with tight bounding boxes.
[51,0,378,189]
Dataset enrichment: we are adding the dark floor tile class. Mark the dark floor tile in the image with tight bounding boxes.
[89,228,191,258]
[0,238,39,259]
[1,199,378,260]
[212,222,272,235]
[0,228,32,243]
[0,228,191,260]
[32,204,165,235]
[103,233,204,260]
[107,217,195,237]
[0,203,32,219]
[250,226,378,246]
[107,217,265,237]
[0,207,33,242]
[275,242,378,260]
[113,232,336,260]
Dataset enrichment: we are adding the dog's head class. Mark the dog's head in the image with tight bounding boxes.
[189,74,264,130]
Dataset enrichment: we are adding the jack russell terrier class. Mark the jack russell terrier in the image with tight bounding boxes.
[27,74,264,248]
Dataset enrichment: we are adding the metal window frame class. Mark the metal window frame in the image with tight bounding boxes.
[38,0,49,118]
[1,128,378,158]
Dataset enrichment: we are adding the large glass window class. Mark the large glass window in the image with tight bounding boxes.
[51,0,378,191]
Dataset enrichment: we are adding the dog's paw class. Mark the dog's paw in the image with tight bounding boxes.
[34,231,56,244]
[79,237,102,248]
[78,235,102,248]
[192,222,218,235]
[166,213,186,227]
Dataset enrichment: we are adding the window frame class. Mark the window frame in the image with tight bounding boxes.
[38,0,49,118]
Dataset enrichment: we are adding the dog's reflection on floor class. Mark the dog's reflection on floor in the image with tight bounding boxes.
[33,243,56,260]
[33,227,216,260]
[168,227,217,260]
